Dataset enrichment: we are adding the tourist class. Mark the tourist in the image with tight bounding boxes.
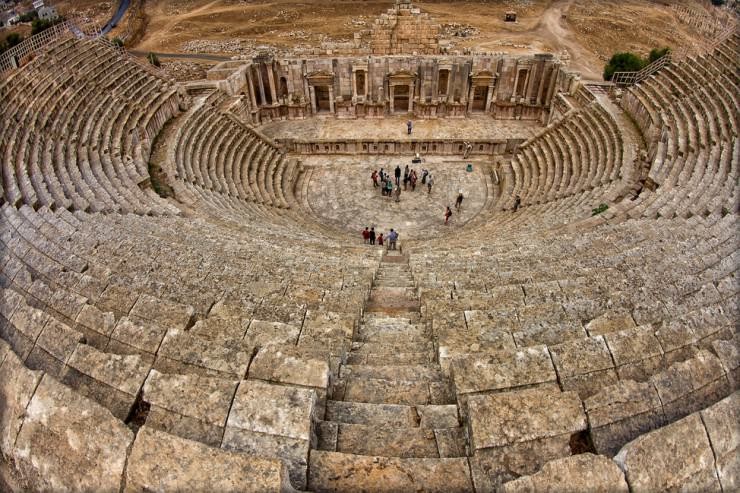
[379,167,385,182]
[362,227,370,243]
[427,174,434,194]
[445,206,452,225]
[410,170,417,191]
[407,120,413,135]
[369,227,376,245]
[513,195,521,211]
[371,170,379,188]
[421,168,428,184]
[394,165,401,186]
[403,165,409,190]
[455,191,464,211]
[377,232,384,247]
[394,185,401,203]
[388,229,398,250]
[385,179,393,197]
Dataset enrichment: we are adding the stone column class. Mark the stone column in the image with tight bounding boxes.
[536,65,548,106]
[352,71,358,102]
[467,82,476,112]
[246,68,258,108]
[257,68,267,107]
[408,82,414,113]
[486,80,496,112]
[267,67,278,105]
[329,85,335,113]
[309,86,317,113]
[389,84,395,113]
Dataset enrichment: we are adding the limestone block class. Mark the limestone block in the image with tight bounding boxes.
[468,387,586,451]
[62,344,150,420]
[585,310,636,336]
[142,369,238,446]
[604,325,665,381]
[246,319,301,346]
[4,301,50,359]
[0,347,43,457]
[96,283,139,316]
[190,316,250,343]
[653,319,699,364]
[308,451,473,493]
[108,316,167,360]
[12,375,133,492]
[550,335,618,399]
[25,319,83,378]
[129,293,195,331]
[248,345,330,390]
[700,392,739,492]
[0,287,23,319]
[223,379,318,488]
[712,333,739,388]
[299,309,355,345]
[585,379,665,457]
[155,328,253,378]
[650,350,730,422]
[75,303,116,348]
[125,426,295,492]
[614,413,720,492]
[451,345,557,396]
[501,453,629,493]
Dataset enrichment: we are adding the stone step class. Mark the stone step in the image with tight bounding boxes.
[363,312,420,324]
[346,351,436,365]
[316,422,466,458]
[335,377,455,405]
[308,451,473,493]
[340,364,445,382]
[350,340,434,355]
[356,326,430,344]
[324,401,460,428]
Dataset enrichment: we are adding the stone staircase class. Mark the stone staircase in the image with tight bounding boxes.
[308,252,473,492]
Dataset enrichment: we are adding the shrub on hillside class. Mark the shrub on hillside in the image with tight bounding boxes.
[147,52,161,67]
[0,33,24,54]
[112,37,124,48]
[31,17,64,35]
[648,47,670,63]
[603,52,645,81]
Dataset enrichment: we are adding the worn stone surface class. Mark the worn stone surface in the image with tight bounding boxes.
[125,426,296,493]
[299,310,356,345]
[129,293,195,330]
[0,348,43,456]
[604,325,665,381]
[308,450,473,492]
[156,329,253,378]
[502,453,629,493]
[25,319,83,378]
[585,379,665,457]
[452,345,557,396]
[249,345,330,390]
[700,392,739,492]
[712,334,739,388]
[550,335,618,399]
[7,301,50,358]
[585,310,637,336]
[614,413,720,492]
[12,375,133,492]
[223,380,317,488]
[245,319,301,346]
[324,400,418,427]
[468,387,586,451]
[334,422,439,457]
[108,317,168,357]
[142,370,238,445]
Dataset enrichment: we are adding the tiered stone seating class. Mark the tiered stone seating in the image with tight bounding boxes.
[501,97,631,210]
[620,34,739,219]
[0,31,738,493]
[172,92,300,209]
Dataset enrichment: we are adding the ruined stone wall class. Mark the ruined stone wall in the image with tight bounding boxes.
[216,53,577,124]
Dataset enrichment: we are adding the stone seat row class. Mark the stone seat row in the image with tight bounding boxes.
[503,101,626,209]
[0,38,183,215]
[174,92,299,210]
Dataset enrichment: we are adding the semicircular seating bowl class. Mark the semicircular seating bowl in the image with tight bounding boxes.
[0,34,738,493]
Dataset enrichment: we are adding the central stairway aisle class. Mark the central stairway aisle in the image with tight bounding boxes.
[308,251,474,492]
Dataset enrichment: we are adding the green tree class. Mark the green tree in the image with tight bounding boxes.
[147,52,161,67]
[648,47,670,63]
[5,33,24,49]
[112,37,124,48]
[603,52,646,81]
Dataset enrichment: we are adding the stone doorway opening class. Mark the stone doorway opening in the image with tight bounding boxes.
[472,86,489,112]
[393,85,410,113]
[315,86,331,113]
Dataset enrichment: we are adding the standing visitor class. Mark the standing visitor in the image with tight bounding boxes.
[369,227,376,245]
[394,165,401,186]
[407,120,413,135]
[362,227,370,243]
[377,232,384,247]
[427,174,434,194]
[445,206,452,225]
[371,170,379,188]
[513,195,521,211]
[394,185,401,203]
[385,179,393,197]
[388,229,399,250]
[455,191,464,211]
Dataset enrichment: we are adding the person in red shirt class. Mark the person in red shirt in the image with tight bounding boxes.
[362,227,370,243]
[377,233,384,246]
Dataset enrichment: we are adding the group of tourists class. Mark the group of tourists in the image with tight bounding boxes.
[371,164,434,203]
[362,227,399,250]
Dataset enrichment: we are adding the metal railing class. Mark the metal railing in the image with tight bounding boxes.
[610,53,672,87]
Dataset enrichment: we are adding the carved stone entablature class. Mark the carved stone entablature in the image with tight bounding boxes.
[388,69,416,85]
[306,70,335,86]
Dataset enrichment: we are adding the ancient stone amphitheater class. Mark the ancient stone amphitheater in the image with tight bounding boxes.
[0,2,738,492]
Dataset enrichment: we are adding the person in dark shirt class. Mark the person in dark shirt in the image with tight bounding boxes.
[369,227,376,245]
